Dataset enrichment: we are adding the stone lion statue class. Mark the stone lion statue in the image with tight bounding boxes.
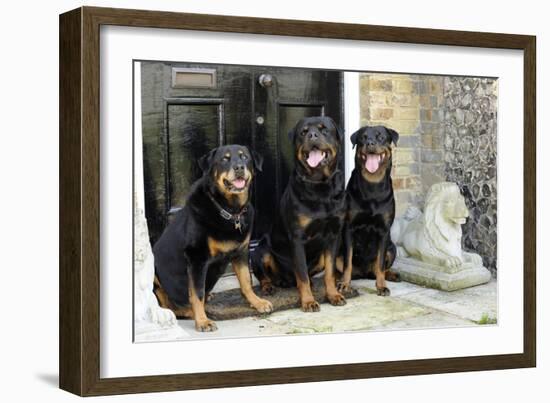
[391,182,482,269]
[134,194,178,328]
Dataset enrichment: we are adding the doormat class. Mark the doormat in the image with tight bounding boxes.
[205,278,359,320]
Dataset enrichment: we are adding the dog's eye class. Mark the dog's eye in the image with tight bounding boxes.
[222,156,230,162]
[240,154,248,160]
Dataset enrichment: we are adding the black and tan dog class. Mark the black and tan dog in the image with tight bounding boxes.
[251,116,347,312]
[153,145,273,332]
[337,125,401,296]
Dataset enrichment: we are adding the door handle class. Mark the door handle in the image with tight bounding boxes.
[258,73,273,88]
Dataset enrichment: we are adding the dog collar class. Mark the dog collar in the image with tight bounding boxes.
[206,191,248,233]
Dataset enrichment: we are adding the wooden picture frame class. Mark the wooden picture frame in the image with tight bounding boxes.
[59,6,536,396]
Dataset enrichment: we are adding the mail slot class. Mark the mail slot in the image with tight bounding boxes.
[171,67,217,88]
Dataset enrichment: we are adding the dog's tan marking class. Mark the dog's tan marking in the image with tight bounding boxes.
[259,252,277,293]
[311,254,325,274]
[207,234,250,257]
[297,214,312,229]
[262,253,278,274]
[335,256,344,273]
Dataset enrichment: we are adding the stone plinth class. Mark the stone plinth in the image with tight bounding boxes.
[392,256,491,291]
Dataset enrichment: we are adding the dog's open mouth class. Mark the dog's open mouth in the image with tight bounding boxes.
[223,177,248,192]
[304,148,330,168]
[361,152,387,173]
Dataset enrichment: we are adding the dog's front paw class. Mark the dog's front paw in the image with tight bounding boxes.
[301,299,320,312]
[252,298,273,314]
[195,319,218,332]
[336,281,351,293]
[327,292,347,306]
[377,287,391,297]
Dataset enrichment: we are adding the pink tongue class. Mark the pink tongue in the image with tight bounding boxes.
[307,150,325,168]
[232,178,246,189]
[365,154,380,173]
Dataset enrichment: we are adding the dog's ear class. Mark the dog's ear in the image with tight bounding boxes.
[386,127,399,145]
[248,148,264,172]
[350,128,364,149]
[198,148,217,173]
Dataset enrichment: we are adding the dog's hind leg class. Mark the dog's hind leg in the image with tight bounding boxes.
[250,240,277,295]
[337,227,354,293]
[153,275,193,319]
[373,237,391,296]
[383,241,401,282]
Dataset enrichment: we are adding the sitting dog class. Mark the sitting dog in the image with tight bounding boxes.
[338,125,401,296]
[251,116,347,312]
[153,145,273,332]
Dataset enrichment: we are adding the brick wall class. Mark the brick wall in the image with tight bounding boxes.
[359,74,445,215]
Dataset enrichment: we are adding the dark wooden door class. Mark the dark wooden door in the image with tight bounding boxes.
[140,61,343,244]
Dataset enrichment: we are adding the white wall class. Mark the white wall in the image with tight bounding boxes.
[1,0,546,402]
[344,72,361,182]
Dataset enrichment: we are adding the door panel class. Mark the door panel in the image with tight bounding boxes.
[166,102,221,212]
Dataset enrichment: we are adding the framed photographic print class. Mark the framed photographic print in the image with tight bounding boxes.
[59,6,536,396]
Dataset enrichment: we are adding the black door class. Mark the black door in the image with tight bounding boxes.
[140,61,343,244]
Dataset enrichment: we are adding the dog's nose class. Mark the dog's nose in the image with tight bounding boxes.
[366,139,376,146]
[234,164,245,173]
[307,131,319,140]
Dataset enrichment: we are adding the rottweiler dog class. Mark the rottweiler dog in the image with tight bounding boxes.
[251,116,347,312]
[153,144,273,332]
[337,125,401,296]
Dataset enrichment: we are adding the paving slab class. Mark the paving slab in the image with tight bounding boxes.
[396,280,497,323]
[374,311,474,330]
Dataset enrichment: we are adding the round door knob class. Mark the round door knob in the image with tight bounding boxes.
[258,74,273,88]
